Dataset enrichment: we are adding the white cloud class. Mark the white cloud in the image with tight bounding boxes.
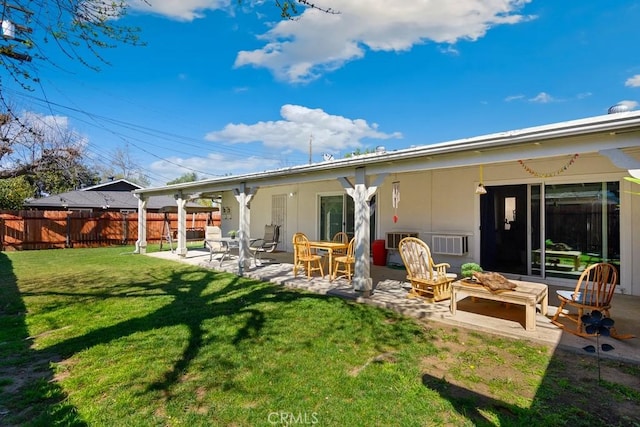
[15,112,88,146]
[509,92,591,103]
[149,152,282,180]
[125,0,534,82]
[22,111,69,129]
[529,92,554,103]
[235,1,534,83]
[625,75,640,87]
[204,104,402,154]
[126,0,230,21]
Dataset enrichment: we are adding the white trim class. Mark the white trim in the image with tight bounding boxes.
[620,177,633,295]
[316,191,345,241]
[133,112,640,199]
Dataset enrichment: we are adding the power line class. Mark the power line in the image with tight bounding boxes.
[4,84,298,163]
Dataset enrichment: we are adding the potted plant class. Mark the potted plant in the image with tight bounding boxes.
[227,230,237,239]
[460,262,483,280]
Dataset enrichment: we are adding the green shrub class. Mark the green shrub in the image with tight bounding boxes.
[461,262,483,278]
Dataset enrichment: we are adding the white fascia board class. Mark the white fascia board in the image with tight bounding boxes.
[134,111,640,198]
[364,131,640,176]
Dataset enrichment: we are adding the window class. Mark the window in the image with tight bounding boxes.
[537,182,620,280]
[504,196,516,230]
[318,195,354,241]
[483,181,620,281]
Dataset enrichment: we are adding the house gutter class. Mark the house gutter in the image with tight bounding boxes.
[134,111,640,198]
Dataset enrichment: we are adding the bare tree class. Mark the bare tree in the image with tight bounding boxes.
[0,106,94,186]
[94,144,150,187]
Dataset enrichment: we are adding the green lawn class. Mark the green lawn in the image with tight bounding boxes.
[1,246,638,426]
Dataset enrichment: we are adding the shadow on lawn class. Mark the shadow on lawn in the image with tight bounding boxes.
[7,250,639,425]
[37,269,338,391]
[422,373,525,426]
[5,255,368,425]
[421,327,640,426]
[0,252,87,426]
[423,346,640,426]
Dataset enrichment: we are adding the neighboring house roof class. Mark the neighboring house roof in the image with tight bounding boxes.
[24,178,208,211]
[81,178,142,192]
[25,190,148,210]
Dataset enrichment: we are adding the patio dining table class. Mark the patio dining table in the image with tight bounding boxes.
[307,240,349,278]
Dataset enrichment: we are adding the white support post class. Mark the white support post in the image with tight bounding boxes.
[175,193,188,257]
[134,195,148,254]
[233,183,258,275]
[340,167,387,296]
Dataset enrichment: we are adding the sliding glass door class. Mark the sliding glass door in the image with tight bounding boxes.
[540,182,620,280]
[318,195,354,241]
[482,181,620,281]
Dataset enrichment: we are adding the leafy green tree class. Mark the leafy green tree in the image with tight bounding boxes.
[0,176,33,209]
[344,148,376,158]
[166,173,215,207]
[166,173,199,185]
[27,148,100,196]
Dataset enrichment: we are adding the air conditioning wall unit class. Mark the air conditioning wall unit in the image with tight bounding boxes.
[385,232,419,250]
[431,235,469,256]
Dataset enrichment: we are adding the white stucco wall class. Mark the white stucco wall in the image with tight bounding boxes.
[220,151,639,295]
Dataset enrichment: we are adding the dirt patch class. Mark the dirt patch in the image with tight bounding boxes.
[420,323,640,425]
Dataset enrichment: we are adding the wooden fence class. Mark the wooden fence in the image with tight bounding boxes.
[0,210,220,251]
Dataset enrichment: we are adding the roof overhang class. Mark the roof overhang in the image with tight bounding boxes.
[134,111,640,198]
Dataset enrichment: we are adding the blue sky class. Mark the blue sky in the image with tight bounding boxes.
[3,0,640,186]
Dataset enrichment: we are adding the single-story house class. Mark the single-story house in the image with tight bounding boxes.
[133,111,640,297]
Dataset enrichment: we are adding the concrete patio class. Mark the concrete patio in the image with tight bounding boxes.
[146,248,639,364]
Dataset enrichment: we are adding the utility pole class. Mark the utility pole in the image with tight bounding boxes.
[1,2,33,62]
[308,134,313,164]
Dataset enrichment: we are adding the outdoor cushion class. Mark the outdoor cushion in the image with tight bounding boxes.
[557,290,584,303]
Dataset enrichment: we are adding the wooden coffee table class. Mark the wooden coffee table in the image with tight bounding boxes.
[450,279,548,331]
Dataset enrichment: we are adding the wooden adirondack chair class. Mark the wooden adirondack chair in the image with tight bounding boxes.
[398,237,457,302]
